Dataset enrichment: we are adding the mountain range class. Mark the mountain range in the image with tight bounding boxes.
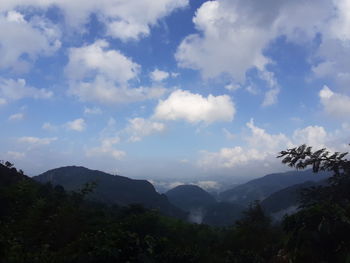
[30,165,332,226]
[219,169,330,206]
[34,166,186,219]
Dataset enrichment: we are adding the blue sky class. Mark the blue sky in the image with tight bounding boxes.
[1,0,350,189]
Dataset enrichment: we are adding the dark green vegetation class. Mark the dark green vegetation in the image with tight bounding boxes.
[165,185,216,212]
[278,145,350,262]
[220,169,329,206]
[165,185,244,226]
[35,166,186,219]
[260,180,327,219]
[202,202,245,227]
[0,162,282,263]
[1,144,349,262]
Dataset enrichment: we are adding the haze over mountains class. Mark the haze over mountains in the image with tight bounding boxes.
[33,165,330,226]
[219,170,330,206]
[35,166,186,219]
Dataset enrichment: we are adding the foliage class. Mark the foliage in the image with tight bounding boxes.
[278,144,350,262]
[4,145,349,263]
[0,163,282,263]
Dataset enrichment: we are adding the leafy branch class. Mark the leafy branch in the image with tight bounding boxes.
[277,144,349,175]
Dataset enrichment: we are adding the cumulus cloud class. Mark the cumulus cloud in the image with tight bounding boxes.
[245,119,290,151]
[84,107,102,115]
[65,118,86,132]
[0,10,61,72]
[0,78,53,103]
[18,136,57,146]
[42,122,58,131]
[0,0,188,41]
[126,117,165,142]
[175,0,335,81]
[198,146,265,169]
[259,70,280,106]
[175,0,275,81]
[66,40,166,104]
[262,88,280,107]
[154,89,235,124]
[293,126,328,149]
[224,83,240,92]
[198,119,293,169]
[8,113,24,121]
[66,40,139,83]
[175,0,350,105]
[197,119,337,170]
[319,86,350,117]
[150,69,170,82]
[86,136,126,160]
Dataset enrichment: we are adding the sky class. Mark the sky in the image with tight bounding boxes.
[1,0,350,189]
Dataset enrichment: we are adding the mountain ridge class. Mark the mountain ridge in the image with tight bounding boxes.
[219,169,330,206]
[34,165,186,219]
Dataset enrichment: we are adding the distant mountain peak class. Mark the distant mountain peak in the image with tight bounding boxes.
[34,166,186,219]
[165,184,216,212]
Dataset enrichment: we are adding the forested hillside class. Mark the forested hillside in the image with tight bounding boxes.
[1,144,350,262]
[34,166,186,219]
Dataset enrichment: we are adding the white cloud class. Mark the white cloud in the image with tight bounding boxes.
[259,70,280,106]
[126,117,165,142]
[154,89,235,124]
[197,118,350,171]
[0,78,53,102]
[18,136,57,145]
[329,0,350,41]
[0,0,188,41]
[66,40,165,104]
[84,107,102,115]
[42,122,58,131]
[196,180,220,191]
[0,10,61,71]
[313,39,350,88]
[70,77,166,104]
[262,88,280,107]
[319,86,350,117]
[222,128,235,140]
[198,146,265,169]
[224,83,240,92]
[171,72,180,78]
[245,119,290,152]
[8,113,24,121]
[306,0,350,88]
[65,118,86,132]
[150,68,170,82]
[104,0,188,40]
[66,40,139,83]
[175,0,274,82]
[293,126,328,149]
[86,136,126,160]
[198,119,291,170]
[168,181,184,189]
[176,0,350,99]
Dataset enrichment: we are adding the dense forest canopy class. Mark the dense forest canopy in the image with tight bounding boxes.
[0,144,349,262]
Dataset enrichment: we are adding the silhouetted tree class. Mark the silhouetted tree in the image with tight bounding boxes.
[278,144,350,262]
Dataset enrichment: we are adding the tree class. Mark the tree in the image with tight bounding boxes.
[278,144,350,262]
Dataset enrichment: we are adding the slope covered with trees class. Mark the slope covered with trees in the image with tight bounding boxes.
[220,169,329,206]
[34,166,186,219]
[1,142,350,262]
[0,161,282,262]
